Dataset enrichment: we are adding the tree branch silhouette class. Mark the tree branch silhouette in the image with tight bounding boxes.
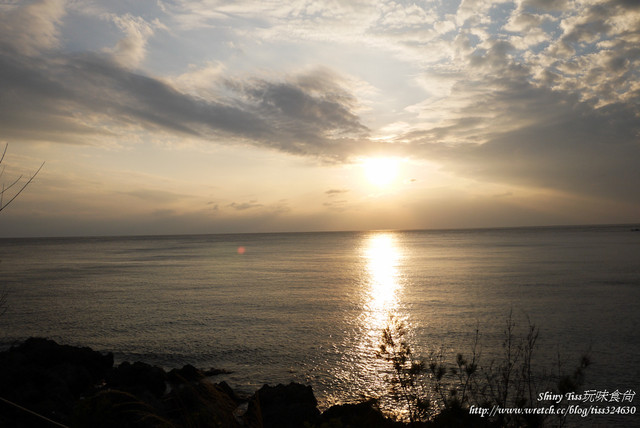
[0,144,44,213]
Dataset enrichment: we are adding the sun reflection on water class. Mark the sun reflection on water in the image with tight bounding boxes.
[363,233,402,329]
[328,231,413,410]
[333,233,409,403]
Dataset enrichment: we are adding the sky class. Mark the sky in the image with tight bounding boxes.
[0,0,639,237]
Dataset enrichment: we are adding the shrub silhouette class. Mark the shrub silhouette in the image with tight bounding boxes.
[377,311,590,427]
[377,318,431,423]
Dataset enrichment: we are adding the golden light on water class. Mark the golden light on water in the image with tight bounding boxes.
[363,233,401,323]
[360,232,405,353]
[358,232,414,419]
[332,232,410,408]
[335,232,408,408]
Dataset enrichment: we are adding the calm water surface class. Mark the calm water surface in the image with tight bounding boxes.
[1,225,639,423]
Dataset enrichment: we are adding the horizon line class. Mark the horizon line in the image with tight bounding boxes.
[1,222,638,241]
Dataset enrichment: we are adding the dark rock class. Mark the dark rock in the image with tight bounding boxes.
[168,364,204,383]
[204,367,233,376]
[72,389,165,428]
[168,365,233,384]
[164,380,241,427]
[107,361,167,399]
[0,338,421,428]
[245,382,320,428]
[429,401,481,428]
[217,380,242,404]
[0,337,113,427]
[0,337,113,386]
[321,400,404,428]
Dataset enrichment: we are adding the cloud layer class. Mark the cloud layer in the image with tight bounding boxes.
[1,0,639,224]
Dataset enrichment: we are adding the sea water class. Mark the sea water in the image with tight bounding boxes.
[1,225,639,424]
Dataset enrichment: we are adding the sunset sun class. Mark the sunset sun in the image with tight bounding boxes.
[362,157,400,188]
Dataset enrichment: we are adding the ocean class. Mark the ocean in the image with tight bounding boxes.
[1,225,639,424]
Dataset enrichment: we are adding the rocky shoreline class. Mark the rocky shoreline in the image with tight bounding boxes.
[0,338,404,428]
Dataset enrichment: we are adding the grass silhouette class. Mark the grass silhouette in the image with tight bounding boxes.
[376,311,591,427]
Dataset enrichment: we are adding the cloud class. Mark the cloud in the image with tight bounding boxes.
[225,199,291,218]
[0,46,372,160]
[323,199,350,212]
[173,61,227,96]
[164,0,379,43]
[468,39,517,70]
[0,2,370,161]
[493,192,513,198]
[519,0,570,11]
[232,69,370,157]
[2,0,639,218]
[0,0,66,56]
[322,188,352,212]
[325,189,349,196]
[403,72,640,204]
[123,189,189,203]
[0,50,265,144]
[456,0,496,26]
[227,200,263,211]
[105,14,156,68]
[376,2,437,31]
[375,0,640,207]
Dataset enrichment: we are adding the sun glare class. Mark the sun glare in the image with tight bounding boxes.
[364,233,401,314]
[362,158,399,188]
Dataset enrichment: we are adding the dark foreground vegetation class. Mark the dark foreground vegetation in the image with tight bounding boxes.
[0,320,590,428]
[375,314,591,427]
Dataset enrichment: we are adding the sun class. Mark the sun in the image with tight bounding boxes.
[361,157,400,188]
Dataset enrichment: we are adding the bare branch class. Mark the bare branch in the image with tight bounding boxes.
[0,144,7,166]
[0,162,44,213]
[0,175,25,196]
[0,144,44,213]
